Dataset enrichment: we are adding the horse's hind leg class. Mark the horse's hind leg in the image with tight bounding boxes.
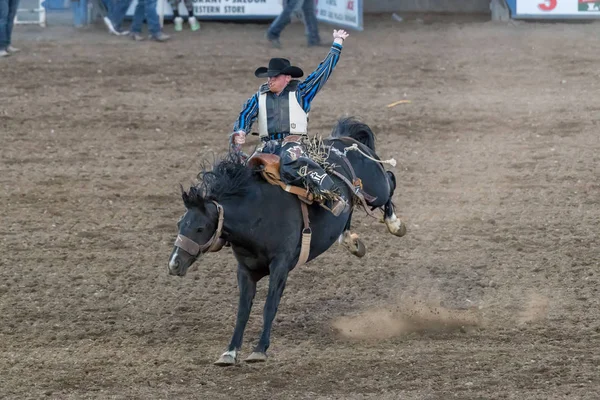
[338,212,366,257]
[381,170,407,237]
[384,198,407,237]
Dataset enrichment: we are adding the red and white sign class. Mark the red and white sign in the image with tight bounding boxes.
[517,0,600,15]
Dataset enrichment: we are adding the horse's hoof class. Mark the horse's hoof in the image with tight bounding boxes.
[214,353,237,367]
[354,238,366,257]
[245,352,267,363]
[392,223,407,237]
[340,232,366,257]
[385,215,407,237]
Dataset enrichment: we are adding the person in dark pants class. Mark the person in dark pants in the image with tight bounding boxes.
[129,0,170,42]
[0,0,20,57]
[266,0,324,48]
[103,0,133,36]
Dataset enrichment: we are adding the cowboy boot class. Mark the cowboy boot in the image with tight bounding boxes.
[303,169,350,215]
[311,192,347,216]
[328,196,349,216]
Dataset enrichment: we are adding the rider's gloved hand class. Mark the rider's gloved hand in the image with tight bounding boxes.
[229,131,249,161]
[232,130,246,145]
[333,29,349,45]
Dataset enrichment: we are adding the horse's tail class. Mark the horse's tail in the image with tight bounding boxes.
[330,116,376,152]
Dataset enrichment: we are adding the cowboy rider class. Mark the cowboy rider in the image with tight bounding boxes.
[230,29,350,216]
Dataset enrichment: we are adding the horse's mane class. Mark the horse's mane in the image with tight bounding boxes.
[330,116,376,152]
[183,152,255,208]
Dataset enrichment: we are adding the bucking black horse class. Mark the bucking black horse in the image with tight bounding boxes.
[168,117,407,366]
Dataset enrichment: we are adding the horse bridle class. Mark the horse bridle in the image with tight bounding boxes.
[174,201,225,256]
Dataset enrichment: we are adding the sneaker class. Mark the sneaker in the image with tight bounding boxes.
[0,50,9,57]
[103,16,119,35]
[150,32,170,42]
[130,32,145,41]
[7,45,20,53]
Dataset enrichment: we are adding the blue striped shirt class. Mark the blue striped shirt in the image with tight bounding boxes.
[233,42,343,135]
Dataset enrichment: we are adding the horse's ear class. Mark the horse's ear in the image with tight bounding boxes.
[181,185,196,208]
[180,185,188,204]
[181,185,206,211]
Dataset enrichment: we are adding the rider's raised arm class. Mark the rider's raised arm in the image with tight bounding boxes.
[296,35,346,111]
[232,92,260,135]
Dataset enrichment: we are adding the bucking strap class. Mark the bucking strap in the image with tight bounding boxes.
[330,170,379,218]
[339,155,377,203]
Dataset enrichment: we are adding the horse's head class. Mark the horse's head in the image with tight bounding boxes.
[168,187,225,277]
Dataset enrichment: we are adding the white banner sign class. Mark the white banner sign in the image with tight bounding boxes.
[190,0,364,27]
[193,0,282,18]
[315,0,363,31]
[517,0,600,16]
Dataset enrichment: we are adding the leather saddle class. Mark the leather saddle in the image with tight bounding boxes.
[247,134,316,203]
[247,152,314,203]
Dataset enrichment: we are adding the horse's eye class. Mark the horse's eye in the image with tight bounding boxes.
[197,227,204,233]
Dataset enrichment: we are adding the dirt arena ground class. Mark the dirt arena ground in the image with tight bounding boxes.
[1,13,599,399]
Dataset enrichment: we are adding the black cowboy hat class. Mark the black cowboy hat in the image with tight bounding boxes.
[254,58,304,78]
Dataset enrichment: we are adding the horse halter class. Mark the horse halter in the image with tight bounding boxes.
[174,201,225,256]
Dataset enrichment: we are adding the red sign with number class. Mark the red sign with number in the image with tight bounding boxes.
[538,0,557,11]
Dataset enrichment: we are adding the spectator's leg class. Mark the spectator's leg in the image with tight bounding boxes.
[0,0,9,52]
[103,0,113,16]
[103,0,119,34]
[266,0,298,41]
[292,0,304,23]
[143,0,161,37]
[112,0,133,32]
[6,0,18,47]
[130,0,145,37]
[302,0,321,46]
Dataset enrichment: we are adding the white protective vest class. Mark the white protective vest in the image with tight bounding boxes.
[257,91,308,139]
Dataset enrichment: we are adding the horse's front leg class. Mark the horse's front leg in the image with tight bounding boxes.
[214,265,257,366]
[245,260,290,363]
[384,198,407,237]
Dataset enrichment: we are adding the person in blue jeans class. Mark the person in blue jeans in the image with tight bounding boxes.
[0,0,20,57]
[103,0,133,36]
[266,0,323,48]
[130,0,169,42]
